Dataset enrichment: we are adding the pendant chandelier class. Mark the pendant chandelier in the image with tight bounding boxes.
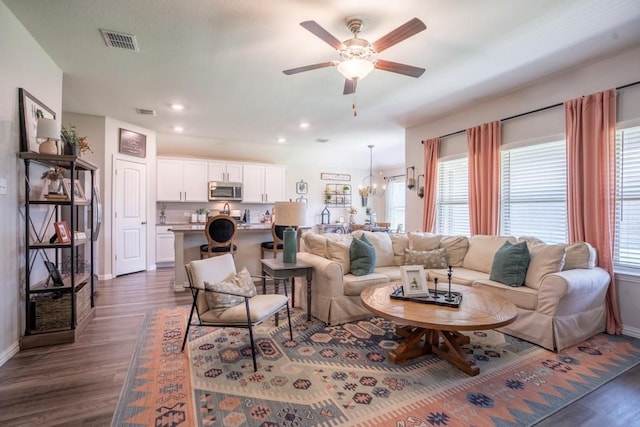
[359,145,386,199]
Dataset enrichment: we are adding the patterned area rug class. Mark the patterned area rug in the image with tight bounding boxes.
[113,306,640,426]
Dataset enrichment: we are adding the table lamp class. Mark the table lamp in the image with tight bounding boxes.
[275,201,307,263]
[36,118,60,155]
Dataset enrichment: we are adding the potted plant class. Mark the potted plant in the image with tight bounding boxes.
[61,125,92,156]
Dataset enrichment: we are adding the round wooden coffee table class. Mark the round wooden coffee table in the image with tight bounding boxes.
[361,283,517,376]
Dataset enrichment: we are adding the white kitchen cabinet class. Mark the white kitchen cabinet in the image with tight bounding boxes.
[242,164,285,203]
[208,161,243,183]
[156,225,175,264]
[157,158,208,201]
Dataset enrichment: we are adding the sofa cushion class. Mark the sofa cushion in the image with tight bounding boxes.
[563,242,597,270]
[343,273,390,296]
[352,230,395,267]
[350,234,376,276]
[489,241,530,287]
[472,279,538,311]
[303,233,327,257]
[408,232,442,251]
[390,233,409,266]
[428,267,489,286]
[374,266,402,282]
[438,236,469,267]
[204,267,256,312]
[404,248,449,269]
[524,243,566,289]
[463,235,517,274]
[326,238,352,274]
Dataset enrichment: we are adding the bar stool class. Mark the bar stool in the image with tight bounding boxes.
[260,222,287,259]
[200,214,238,258]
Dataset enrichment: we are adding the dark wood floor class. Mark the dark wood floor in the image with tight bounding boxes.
[0,268,638,426]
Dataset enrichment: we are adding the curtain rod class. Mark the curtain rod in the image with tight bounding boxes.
[421,79,640,144]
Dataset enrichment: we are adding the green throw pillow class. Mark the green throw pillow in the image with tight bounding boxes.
[490,241,530,287]
[350,234,376,276]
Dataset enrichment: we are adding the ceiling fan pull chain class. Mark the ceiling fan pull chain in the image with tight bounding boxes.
[353,95,357,117]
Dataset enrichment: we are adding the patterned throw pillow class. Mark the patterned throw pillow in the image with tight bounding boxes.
[490,241,530,287]
[204,267,256,311]
[350,234,376,276]
[404,248,448,269]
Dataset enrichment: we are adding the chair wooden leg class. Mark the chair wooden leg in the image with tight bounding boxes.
[181,290,199,351]
[285,303,293,340]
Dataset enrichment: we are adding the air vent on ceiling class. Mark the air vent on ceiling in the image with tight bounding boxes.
[315,138,329,143]
[136,108,156,116]
[100,29,139,51]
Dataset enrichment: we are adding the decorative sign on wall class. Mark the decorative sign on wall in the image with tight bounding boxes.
[321,172,351,181]
[119,128,146,158]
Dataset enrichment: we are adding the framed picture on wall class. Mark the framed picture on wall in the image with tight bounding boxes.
[119,128,147,158]
[296,180,308,194]
[18,88,56,153]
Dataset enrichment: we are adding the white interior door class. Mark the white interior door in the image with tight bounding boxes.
[115,159,147,276]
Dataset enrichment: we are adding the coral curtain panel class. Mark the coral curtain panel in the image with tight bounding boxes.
[467,121,501,235]
[422,138,439,232]
[565,89,621,334]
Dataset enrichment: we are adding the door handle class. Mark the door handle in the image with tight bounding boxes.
[141,221,147,225]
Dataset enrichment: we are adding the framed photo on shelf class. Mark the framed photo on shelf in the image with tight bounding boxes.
[44,261,65,287]
[62,178,86,201]
[54,221,71,244]
[18,88,56,153]
[400,265,429,297]
[296,180,308,194]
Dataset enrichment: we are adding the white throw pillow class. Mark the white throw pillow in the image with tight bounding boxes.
[563,242,597,270]
[303,233,327,257]
[439,236,469,267]
[463,235,517,274]
[352,230,395,267]
[524,244,567,289]
[408,232,442,251]
[326,238,352,273]
[204,267,256,311]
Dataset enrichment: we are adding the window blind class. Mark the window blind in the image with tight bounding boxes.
[500,140,567,243]
[615,125,640,269]
[436,157,470,236]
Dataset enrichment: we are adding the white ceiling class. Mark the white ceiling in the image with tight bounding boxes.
[5,0,640,169]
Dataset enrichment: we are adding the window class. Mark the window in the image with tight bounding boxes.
[615,125,640,269]
[385,176,405,232]
[500,140,567,244]
[436,157,470,236]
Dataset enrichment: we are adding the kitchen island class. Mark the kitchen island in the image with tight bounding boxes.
[171,223,272,292]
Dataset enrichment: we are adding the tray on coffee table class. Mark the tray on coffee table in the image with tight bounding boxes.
[390,285,462,308]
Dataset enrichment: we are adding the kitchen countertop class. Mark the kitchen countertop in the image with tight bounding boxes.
[169,223,272,232]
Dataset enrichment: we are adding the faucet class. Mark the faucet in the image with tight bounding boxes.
[222,202,230,215]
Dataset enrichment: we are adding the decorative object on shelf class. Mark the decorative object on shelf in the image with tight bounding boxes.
[41,166,66,195]
[323,183,352,207]
[321,172,351,181]
[359,145,386,202]
[61,125,92,156]
[406,166,416,190]
[349,206,357,224]
[119,128,146,158]
[44,261,65,287]
[296,179,308,194]
[159,203,167,224]
[54,221,71,244]
[36,118,60,155]
[321,205,331,225]
[62,178,87,202]
[400,265,428,297]
[275,201,307,263]
[18,88,56,153]
[417,174,425,198]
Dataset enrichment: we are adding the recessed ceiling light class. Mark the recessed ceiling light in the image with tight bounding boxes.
[171,103,185,111]
[299,122,310,129]
[277,137,286,143]
[173,126,184,132]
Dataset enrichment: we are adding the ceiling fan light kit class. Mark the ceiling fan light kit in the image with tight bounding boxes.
[283,16,426,95]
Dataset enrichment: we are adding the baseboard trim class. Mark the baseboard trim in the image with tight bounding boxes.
[98,273,113,281]
[0,341,20,367]
[622,324,640,339]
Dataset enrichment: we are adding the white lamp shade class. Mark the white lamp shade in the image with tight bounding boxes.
[36,118,60,140]
[337,59,374,80]
[274,202,307,227]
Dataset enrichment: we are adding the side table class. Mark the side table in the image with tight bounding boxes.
[261,258,313,321]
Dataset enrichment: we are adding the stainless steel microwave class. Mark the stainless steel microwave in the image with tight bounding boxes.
[208,181,243,201]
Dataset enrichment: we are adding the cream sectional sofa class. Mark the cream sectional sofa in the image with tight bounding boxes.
[294,231,610,352]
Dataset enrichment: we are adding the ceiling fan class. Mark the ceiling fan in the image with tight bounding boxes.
[283,17,426,95]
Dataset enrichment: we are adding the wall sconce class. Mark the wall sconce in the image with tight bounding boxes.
[417,174,425,198]
[406,166,416,190]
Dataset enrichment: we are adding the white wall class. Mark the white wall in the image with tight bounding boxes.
[0,1,63,365]
[405,45,640,336]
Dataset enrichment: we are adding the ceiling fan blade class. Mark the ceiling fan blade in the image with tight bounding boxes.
[371,17,426,53]
[343,78,357,95]
[283,61,337,75]
[300,20,344,50]
[375,59,425,78]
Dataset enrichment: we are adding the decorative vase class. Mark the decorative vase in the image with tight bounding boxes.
[361,196,368,207]
[64,142,79,156]
[39,139,58,155]
[48,178,62,194]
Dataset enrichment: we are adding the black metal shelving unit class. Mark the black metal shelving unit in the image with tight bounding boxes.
[19,152,97,348]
